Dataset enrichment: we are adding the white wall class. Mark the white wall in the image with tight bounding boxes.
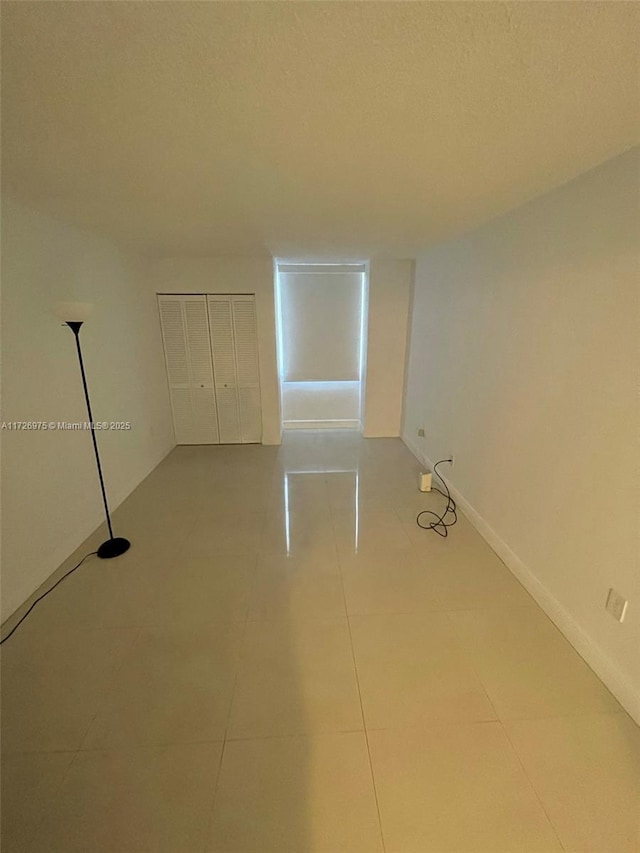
[363,258,413,437]
[403,148,640,719]
[1,197,174,622]
[146,256,281,445]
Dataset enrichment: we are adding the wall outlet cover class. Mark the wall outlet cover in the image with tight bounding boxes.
[605,588,628,623]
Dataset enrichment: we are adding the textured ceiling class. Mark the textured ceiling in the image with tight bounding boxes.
[2,2,638,258]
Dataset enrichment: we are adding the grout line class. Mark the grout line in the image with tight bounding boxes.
[202,548,259,851]
[71,738,226,753]
[442,609,568,852]
[222,726,366,743]
[200,737,229,853]
[330,502,388,853]
[77,626,142,751]
[13,611,141,845]
[499,721,568,852]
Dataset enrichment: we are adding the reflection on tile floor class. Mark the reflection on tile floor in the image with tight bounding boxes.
[1,431,638,852]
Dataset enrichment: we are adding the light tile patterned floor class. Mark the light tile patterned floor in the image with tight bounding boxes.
[1,432,638,852]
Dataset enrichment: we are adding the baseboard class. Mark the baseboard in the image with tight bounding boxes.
[403,434,425,467]
[283,419,360,430]
[402,436,640,725]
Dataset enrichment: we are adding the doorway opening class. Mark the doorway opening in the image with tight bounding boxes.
[275,262,368,431]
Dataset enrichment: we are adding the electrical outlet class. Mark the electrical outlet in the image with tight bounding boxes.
[417,428,425,437]
[445,454,455,467]
[605,588,628,623]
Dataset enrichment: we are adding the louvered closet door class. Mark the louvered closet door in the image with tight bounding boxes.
[207,295,262,444]
[158,295,220,444]
[231,296,262,443]
[207,296,241,443]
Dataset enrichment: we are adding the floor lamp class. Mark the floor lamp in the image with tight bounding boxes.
[55,302,131,559]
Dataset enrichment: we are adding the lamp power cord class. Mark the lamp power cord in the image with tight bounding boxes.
[0,551,97,645]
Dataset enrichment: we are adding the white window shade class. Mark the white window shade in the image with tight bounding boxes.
[279,271,363,382]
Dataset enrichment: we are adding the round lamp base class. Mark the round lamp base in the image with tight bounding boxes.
[97,537,131,559]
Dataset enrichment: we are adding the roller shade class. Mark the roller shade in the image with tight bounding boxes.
[279,270,364,382]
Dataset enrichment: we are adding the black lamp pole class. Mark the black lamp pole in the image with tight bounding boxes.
[66,321,130,559]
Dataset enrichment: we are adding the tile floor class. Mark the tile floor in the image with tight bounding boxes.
[1,431,639,852]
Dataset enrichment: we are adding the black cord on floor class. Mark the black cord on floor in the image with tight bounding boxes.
[416,459,458,538]
[0,551,98,645]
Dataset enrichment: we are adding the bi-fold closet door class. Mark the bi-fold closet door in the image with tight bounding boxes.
[158,293,262,445]
[158,294,219,445]
[207,295,262,444]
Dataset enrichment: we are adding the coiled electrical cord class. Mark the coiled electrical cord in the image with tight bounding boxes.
[416,459,458,538]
